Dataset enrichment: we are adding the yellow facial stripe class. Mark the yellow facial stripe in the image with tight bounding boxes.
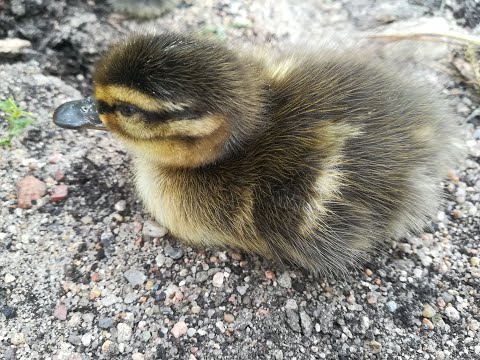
[163,115,225,138]
[94,84,188,112]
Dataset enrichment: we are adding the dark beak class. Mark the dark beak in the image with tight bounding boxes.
[53,97,107,131]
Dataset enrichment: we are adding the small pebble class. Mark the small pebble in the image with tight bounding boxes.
[366,340,382,354]
[132,353,145,360]
[101,340,113,353]
[468,319,480,331]
[90,272,100,282]
[398,243,412,254]
[236,285,248,295]
[285,309,301,333]
[285,299,298,310]
[4,274,15,283]
[277,272,292,288]
[10,332,25,345]
[171,321,188,338]
[444,306,460,322]
[471,257,479,267]
[145,280,155,290]
[441,292,455,303]
[385,301,398,313]
[142,331,151,342]
[98,317,113,329]
[422,304,436,318]
[124,292,137,304]
[230,252,242,261]
[54,303,67,320]
[117,323,133,342]
[51,184,68,202]
[164,244,184,260]
[101,294,119,306]
[2,306,16,319]
[81,215,93,225]
[212,272,224,287]
[191,305,201,314]
[114,200,127,212]
[452,209,463,219]
[365,268,373,277]
[156,253,166,267]
[299,311,313,337]
[4,348,15,360]
[124,268,146,286]
[143,220,168,238]
[48,153,62,164]
[367,293,377,304]
[265,270,275,280]
[422,318,434,330]
[16,175,46,208]
[81,333,92,346]
[437,297,446,308]
[187,328,196,337]
[224,313,235,323]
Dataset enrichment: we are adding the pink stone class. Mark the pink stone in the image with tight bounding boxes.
[54,170,65,182]
[51,184,68,202]
[54,303,67,320]
[171,321,187,338]
[16,175,47,208]
[212,272,224,287]
[48,153,63,164]
[265,271,275,280]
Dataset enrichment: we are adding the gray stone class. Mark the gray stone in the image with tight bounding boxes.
[286,309,301,333]
[68,334,81,346]
[164,244,184,260]
[285,299,298,310]
[124,292,137,304]
[277,272,292,288]
[124,268,146,286]
[299,311,313,337]
[385,301,398,313]
[195,271,208,283]
[98,317,114,329]
[236,285,248,295]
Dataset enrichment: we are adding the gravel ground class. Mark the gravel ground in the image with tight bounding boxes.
[1,1,480,359]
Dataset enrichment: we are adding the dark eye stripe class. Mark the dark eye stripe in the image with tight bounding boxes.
[96,100,204,123]
[97,100,114,114]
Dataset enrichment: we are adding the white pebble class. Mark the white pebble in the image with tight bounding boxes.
[132,353,144,360]
[81,333,92,347]
[117,323,133,342]
[114,200,127,212]
[4,274,15,283]
[212,272,224,287]
[124,268,146,286]
[171,321,188,338]
[444,306,460,322]
[143,220,168,238]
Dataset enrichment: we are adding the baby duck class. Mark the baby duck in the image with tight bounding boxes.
[54,32,460,275]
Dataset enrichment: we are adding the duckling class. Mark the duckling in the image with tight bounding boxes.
[53,32,461,275]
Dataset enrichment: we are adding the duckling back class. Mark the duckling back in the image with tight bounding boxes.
[90,33,462,275]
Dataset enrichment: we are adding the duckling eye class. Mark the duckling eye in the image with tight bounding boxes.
[116,104,138,117]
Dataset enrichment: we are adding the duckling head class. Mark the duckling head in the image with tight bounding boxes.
[54,32,265,167]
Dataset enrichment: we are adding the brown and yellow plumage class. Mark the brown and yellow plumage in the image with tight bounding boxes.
[58,32,462,276]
